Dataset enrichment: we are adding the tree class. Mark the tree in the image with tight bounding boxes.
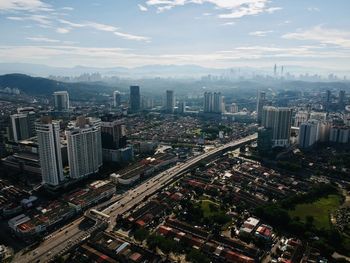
[134,228,149,242]
[306,215,314,226]
[186,249,210,263]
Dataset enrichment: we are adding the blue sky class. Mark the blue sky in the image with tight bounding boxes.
[0,0,350,71]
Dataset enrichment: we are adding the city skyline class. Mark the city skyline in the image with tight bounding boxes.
[0,0,350,73]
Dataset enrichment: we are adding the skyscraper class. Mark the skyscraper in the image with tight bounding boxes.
[178,101,186,113]
[203,92,224,113]
[130,86,141,112]
[101,118,126,150]
[325,90,331,111]
[203,92,213,113]
[262,106,292,147]
[229,103,239,113]
[213,92,224,113]
[294,111,309,127]
[113,90,121,108]
[339,90,346,107]
[66,117,102,179]
[299,121,318,149]
[53,91,70,111]
[36,117,64,186]
[11,114,30,142]
[256,91,266,125]
[165,90,175,113]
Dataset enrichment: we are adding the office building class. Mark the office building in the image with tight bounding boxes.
[36,117,64,186]
[256,91,266,125]
[113,90,121,108]
[66,117,102,179]
[262,106,292,147]
[165,90,175,113]
[53,91,70,111]
[129,86,141,112]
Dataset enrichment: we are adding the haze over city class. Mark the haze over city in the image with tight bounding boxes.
[1,1,350,263]
[0,0,350,76]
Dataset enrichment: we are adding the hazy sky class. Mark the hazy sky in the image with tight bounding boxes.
[1,0,350,70]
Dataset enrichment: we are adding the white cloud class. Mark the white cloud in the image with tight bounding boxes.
[56,27,70,34]
[307,7,320,12]
[7,14,52,27]
[26,37,60,43]
[282,26,350,48]
[26,36,77,45]
[1,44,349,69]
[221,22,235,26]
[61,6,74,11]
[114,31,150,42]
[249,30,273,37]
[57,19,150,41]
[145,0,282,19]
[138,4,148,11]
[0,0,52,12]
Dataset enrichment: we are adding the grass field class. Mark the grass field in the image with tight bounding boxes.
[288,194,342,230]
[198,199,221,218]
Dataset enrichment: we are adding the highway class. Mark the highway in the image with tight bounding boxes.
[103,133,257,230]
[13,133,257,263]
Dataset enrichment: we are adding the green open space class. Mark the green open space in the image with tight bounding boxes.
[198,199,222,218]
[288,194,342,230]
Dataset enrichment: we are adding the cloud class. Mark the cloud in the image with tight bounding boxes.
[307,7,320,12]
[145,0,282,19]
[56,27,70,34]
[7,14,52,27]
[221,22,235,26]
[249,30,273,37]
[282,26,350,48]
[57,19,150,41]
[0,0,52,12]
[114,31,150,42]
[26,36,77,45]
[1,44,349,69]
[61,6,74,11]
[26,37,60,43]
[138,4,148,11]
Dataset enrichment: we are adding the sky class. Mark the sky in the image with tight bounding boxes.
[0,0,350,71]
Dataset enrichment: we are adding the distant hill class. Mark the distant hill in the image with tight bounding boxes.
[0,74,119,100]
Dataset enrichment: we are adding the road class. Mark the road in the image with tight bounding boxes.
[103,133,257,231]
[13,133,257,263]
